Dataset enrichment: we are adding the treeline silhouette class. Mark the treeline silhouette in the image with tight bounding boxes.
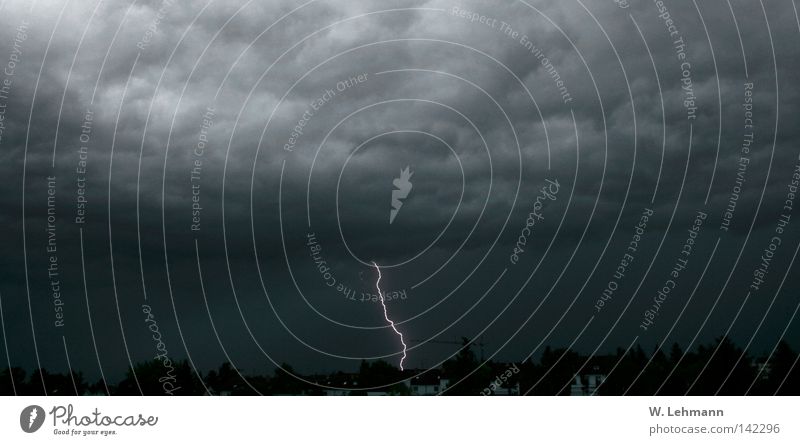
[1,337,797,395]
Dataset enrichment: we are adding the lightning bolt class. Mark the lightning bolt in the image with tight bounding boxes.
[28,407,38,428]
[372,261,407,370]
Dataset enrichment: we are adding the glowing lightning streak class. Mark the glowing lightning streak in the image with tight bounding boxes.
[372,261,407,370]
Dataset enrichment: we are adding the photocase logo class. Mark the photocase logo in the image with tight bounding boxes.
[20,405,45,433]
[614,0,630,8]
[389,166,413,224]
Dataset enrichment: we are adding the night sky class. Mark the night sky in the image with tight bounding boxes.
[0,0,798,386]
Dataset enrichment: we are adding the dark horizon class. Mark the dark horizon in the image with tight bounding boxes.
[3,336,799,395]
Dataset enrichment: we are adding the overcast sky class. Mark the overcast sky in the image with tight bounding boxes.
[0,0,799,383]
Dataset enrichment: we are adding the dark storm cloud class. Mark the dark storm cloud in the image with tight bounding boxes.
[0,0,798,381]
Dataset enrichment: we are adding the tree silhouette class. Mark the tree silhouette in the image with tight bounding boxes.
[0,367,26,395]
[754,341,800,395]
[115,359,205,395]
[355,360,408,395]
[688,337,757,395]
[441,338,494,395]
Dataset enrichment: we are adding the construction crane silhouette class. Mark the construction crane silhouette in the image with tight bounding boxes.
[408,337,485,361]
